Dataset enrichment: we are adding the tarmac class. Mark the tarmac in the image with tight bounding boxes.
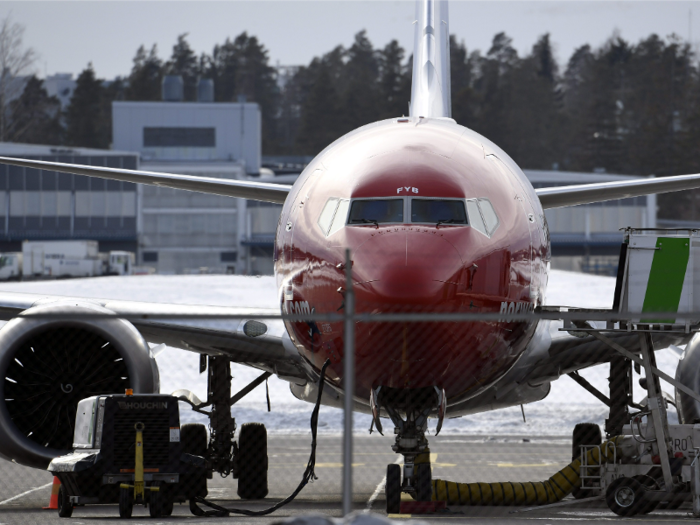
[0,433,693,524]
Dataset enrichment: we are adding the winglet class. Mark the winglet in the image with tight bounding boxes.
[409,0,451,118]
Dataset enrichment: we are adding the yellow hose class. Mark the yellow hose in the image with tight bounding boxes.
[432,437,620,506]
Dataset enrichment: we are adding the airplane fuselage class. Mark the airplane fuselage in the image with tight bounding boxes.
[275,116,551,408]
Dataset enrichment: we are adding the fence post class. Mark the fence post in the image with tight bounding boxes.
[342,248,355,516]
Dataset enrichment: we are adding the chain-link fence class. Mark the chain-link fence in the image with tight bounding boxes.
[0,260,695,522]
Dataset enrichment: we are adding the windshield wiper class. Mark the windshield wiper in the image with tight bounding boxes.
[436,219,463,228]
[350,218,379,228]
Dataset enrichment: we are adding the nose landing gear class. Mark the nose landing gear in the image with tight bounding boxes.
[380,387,443,514]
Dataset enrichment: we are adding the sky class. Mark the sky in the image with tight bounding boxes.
[3,1,700,81]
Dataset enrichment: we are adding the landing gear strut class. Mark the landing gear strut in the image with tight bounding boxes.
[380,388,439,513]
[180,356,271,498]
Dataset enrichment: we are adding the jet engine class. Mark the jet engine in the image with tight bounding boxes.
[675,333,700,424]
[0,302,159,469]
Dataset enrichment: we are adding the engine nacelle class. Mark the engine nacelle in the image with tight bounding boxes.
[676,333,700,424]
[0,302,159,469]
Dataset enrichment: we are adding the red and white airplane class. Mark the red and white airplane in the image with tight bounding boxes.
[0,0,700,510]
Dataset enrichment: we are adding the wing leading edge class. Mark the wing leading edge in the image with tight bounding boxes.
[0,291,307,381]
[0,156,292,204]
[536,172,700,209]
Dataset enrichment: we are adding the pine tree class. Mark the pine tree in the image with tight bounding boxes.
[450,36,479,128]
[7,76,62,144]
[126,44,163,101]
[378,40,410,119]
[65,64,110,148]
[295,60,342,155]
[341,31,380,132]
[164,34,199,101]
[206,33,279,151]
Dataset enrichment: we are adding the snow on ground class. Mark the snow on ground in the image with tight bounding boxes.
[0,270,681,436]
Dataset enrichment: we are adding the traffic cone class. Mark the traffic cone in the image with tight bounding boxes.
[43,476,60,510]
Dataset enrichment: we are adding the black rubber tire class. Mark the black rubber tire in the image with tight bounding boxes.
[632,475,658,514]
[415,463,432,502]
[119,486,134,519]
[57,485,73,518]
[163,496,174,517]
[181,423,208,457]
[149,481,163,518]
[571,422,602,499]
[181,423,208,499]
[606,477,644,517]
[386,463,401,514]
[237,423,269,500]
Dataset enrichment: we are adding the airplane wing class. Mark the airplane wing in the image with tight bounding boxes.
[2,156,700,210]
[536,172,700,209]
[524,328,687,385]
[0,156,292,204]
[0,291,307,382]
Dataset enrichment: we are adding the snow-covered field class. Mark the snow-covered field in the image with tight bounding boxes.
[0,270,680,436]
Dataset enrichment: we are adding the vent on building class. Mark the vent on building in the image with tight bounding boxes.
[143,252,159,263]
[162,76,184,102]
[197,78,214,103]
[220,252,237,262]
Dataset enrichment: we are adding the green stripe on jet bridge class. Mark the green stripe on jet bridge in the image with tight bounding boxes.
[642,237,689,323]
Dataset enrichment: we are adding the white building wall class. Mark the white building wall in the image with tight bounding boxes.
[112,102,261,173]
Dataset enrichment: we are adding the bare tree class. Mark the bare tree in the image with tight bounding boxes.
[0,14,37,141]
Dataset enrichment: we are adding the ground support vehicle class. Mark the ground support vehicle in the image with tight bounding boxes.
[21,240,134,278]
[0,252,21,280]
[48,394,208,518]
[556,229,700,516]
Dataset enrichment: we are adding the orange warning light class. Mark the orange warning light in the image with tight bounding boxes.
[125,389,134,396]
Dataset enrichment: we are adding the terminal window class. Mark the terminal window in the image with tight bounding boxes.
[143,127,216,147]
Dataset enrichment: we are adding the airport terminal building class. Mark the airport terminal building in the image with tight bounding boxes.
[112,93,260,274]
[0,143,138,255]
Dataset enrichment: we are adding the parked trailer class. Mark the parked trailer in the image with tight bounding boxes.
[20,241,134,278]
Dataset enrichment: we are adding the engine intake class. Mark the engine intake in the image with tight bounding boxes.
[676,333,700,424]
[0,302,159,469]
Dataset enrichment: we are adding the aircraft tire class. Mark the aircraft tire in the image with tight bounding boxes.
[181,423,208,500]
[415,463,432,502]
[386,463,401,514]
[237,423,269,500]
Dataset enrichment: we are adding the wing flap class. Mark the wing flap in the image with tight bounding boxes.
[0,156,291,204]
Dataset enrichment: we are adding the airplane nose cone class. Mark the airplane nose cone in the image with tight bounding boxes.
[349,227,498,396]
[352,228,463,304]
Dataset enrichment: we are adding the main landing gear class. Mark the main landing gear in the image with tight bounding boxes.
[373,386,446,514]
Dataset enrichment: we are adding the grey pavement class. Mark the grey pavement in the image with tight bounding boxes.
[0,434,691,524]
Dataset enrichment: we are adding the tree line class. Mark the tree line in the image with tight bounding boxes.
[7,27,700,219]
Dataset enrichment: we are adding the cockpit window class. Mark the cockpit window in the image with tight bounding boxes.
[466,198,499,237]
[318,198,339,235]
[411,199,467,225]
[318,198,350,237]
[466,200,487,235]
[478,198,499,235]
[329,199,350,236]
[348,199,403,225]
